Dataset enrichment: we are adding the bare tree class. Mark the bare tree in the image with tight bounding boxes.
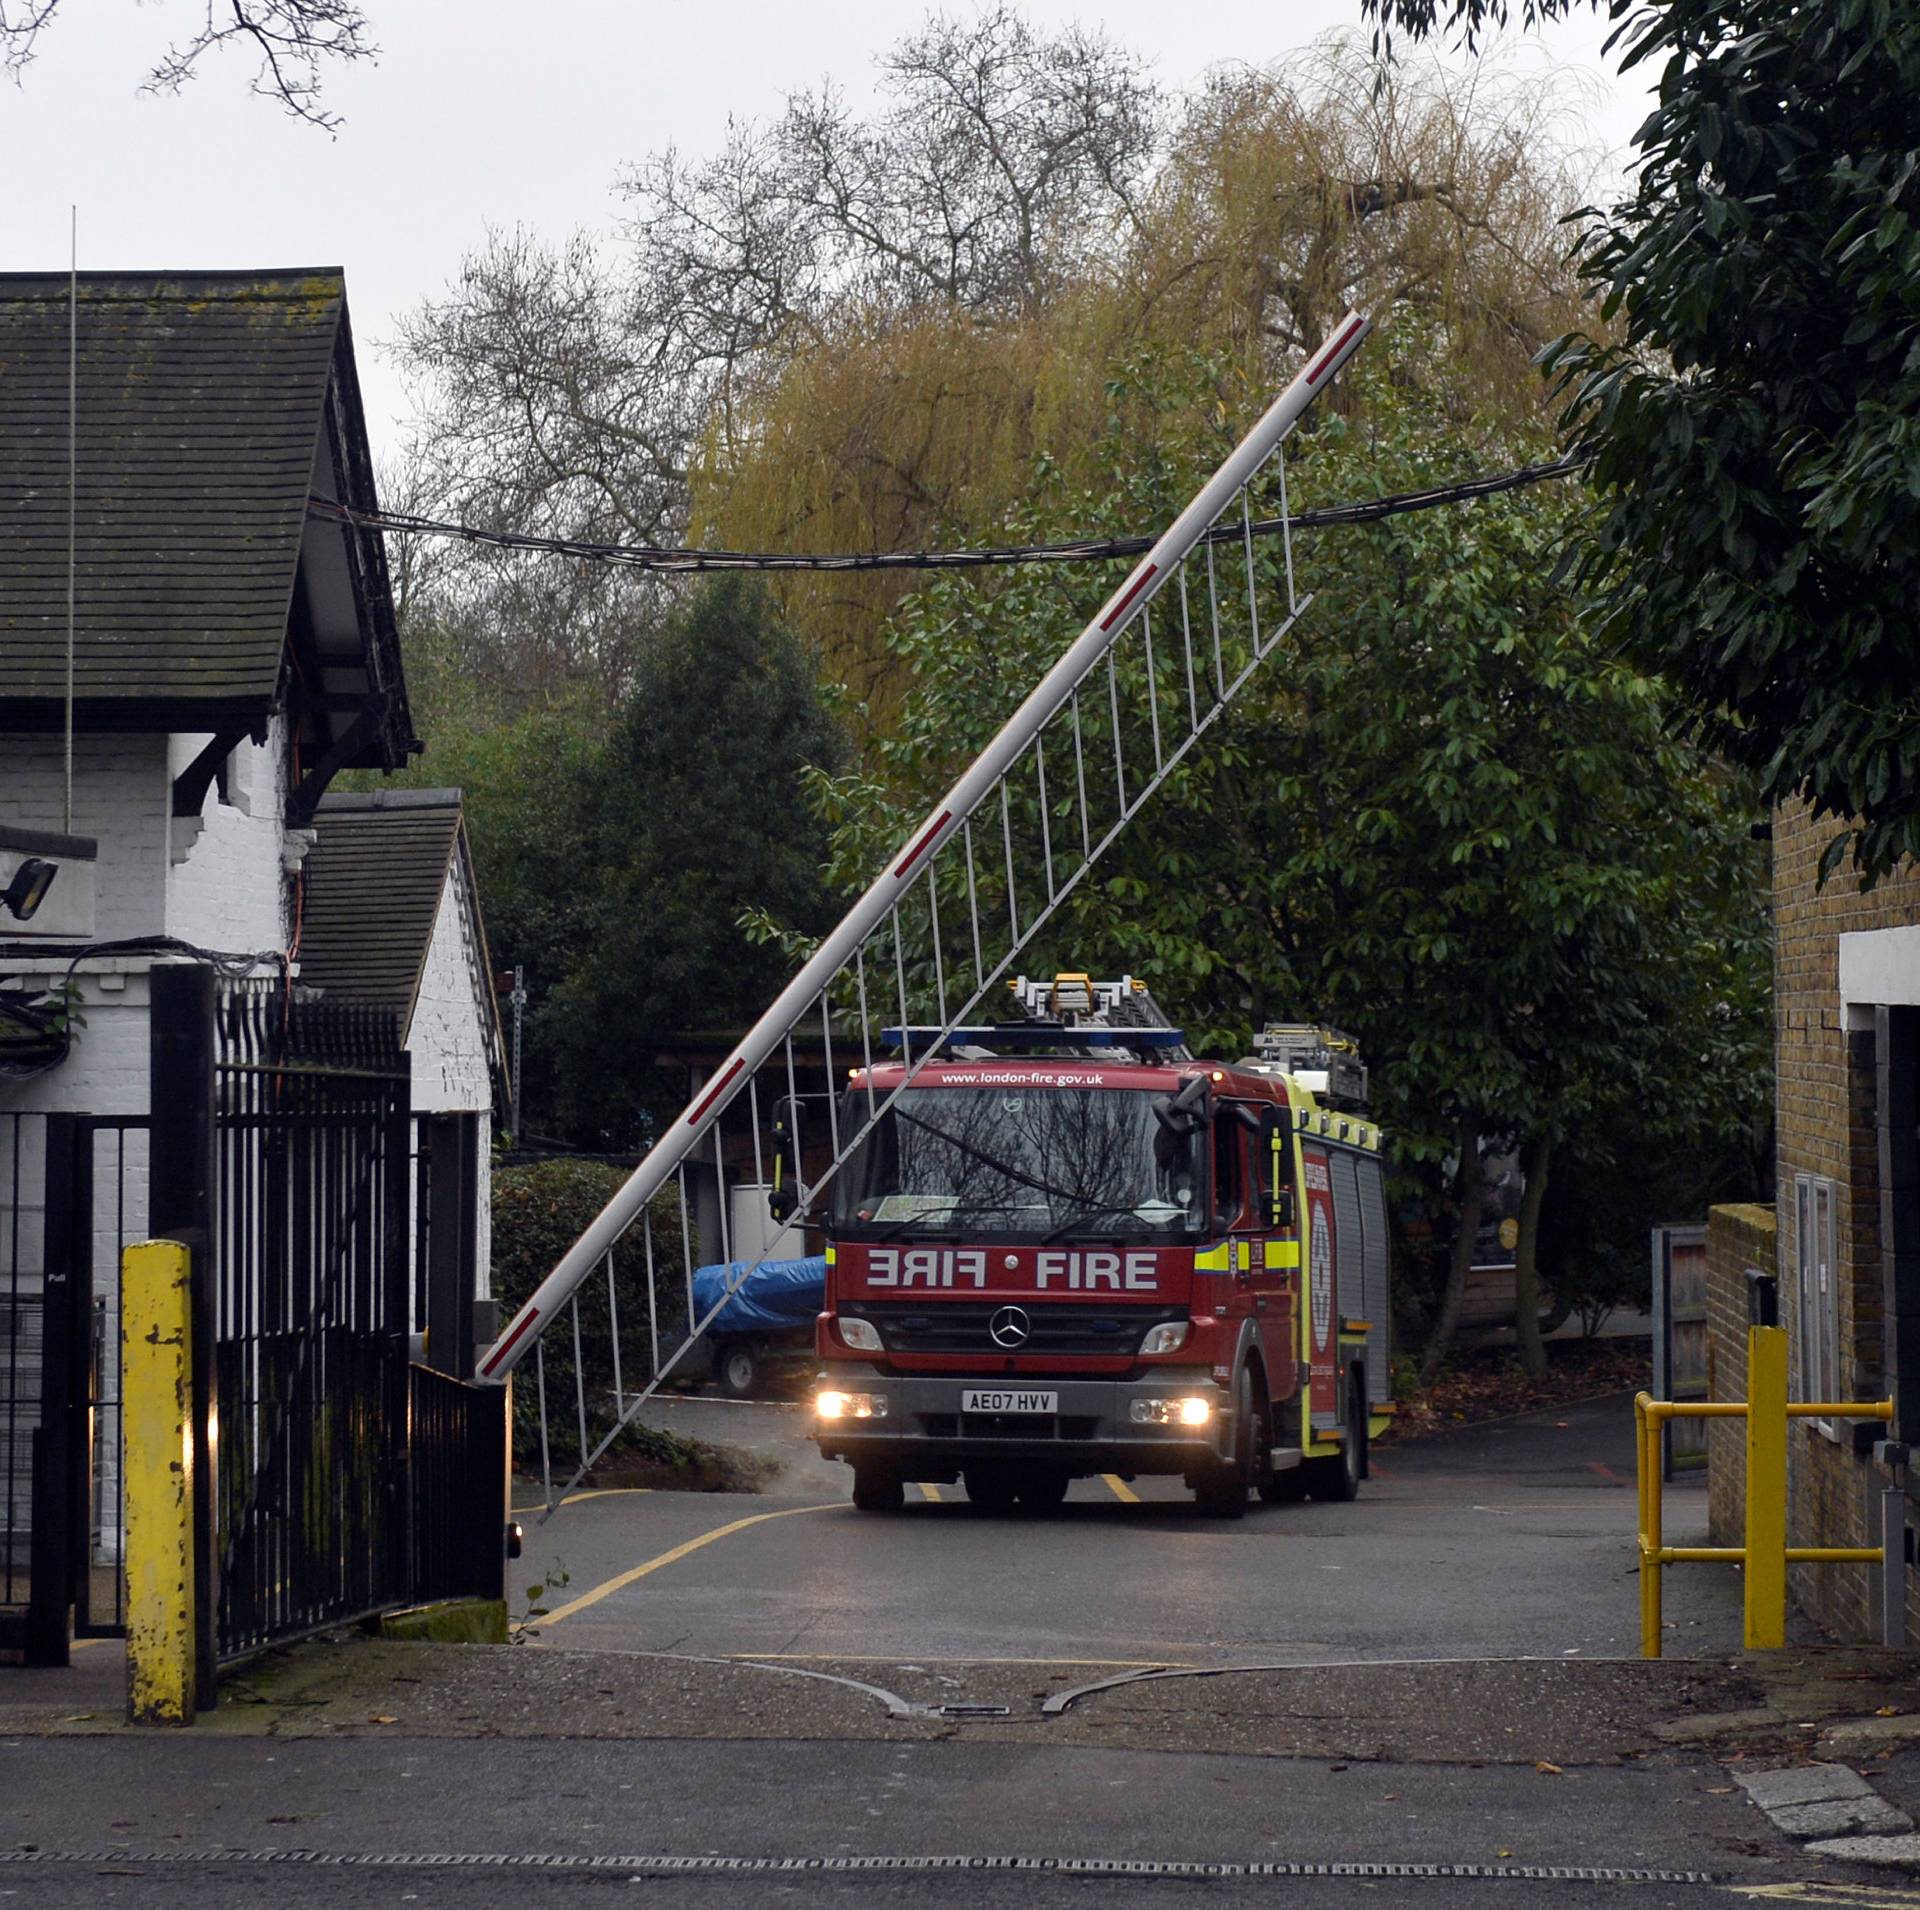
[396,7,1161,562]
[0,0,375,129]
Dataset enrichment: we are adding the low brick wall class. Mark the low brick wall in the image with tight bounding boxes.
[1706,1204,1775,1546]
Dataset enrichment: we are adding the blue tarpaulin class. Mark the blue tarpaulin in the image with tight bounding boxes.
[691,1256,826,1334]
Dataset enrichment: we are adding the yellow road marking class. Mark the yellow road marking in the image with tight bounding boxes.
[69,1637,110,1652]
[742,1653,1186,1667]
[1101,1474,1140,1503]
[918,1482,942,1503]
[511,1486,652,1515]
[536,1503,839,1626]
[1722,1887,1920,1905]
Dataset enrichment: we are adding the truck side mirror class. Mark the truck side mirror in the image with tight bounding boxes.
[1153,1073,1214,1136]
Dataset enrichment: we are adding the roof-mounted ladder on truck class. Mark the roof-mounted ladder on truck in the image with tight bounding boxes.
[478,312,1373,1514]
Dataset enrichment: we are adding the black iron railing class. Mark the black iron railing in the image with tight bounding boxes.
[410,1362,506,1607]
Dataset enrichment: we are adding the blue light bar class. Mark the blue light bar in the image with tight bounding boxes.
[879,1025,1187,1053]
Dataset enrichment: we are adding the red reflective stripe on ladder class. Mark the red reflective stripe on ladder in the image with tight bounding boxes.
[1099,562,1159,631]
[1306,315,1366,385]
[480,1305,541,1377]
[894,809,952,880]
[686,1057,746,1127]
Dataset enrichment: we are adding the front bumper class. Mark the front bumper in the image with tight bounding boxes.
[812,1370,1232,1474]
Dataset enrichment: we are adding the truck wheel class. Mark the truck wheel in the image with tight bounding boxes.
[1306,1377,1365,1503]
[851,1464,905,1512]
[1015,1467,1070,1511]
[1193,1369,1252,1519]
[718,1341,760,1399]
[964,1464,1020,1512]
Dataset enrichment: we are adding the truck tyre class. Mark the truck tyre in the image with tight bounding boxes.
[1015,1467,1070,1511]
[1306,1376,1365,1503]
[717,1340,760,1399]
[963,1464,1020,1512]
[851,1464,905,1512]
[1193,1368,1253,1519]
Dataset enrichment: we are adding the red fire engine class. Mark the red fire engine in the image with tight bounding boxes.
[812,976,1395,1514]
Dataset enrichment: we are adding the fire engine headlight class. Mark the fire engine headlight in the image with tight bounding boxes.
[816,1389,887,1421]
[1138,1321,1190,1356]
[839,1317,883,1352]
[1129,1395,1214,1427]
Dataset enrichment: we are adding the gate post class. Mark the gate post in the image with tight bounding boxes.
[25,1113,82,1668]
[1745,1324,1790,1649]
[425,1114,477,1379]
[149,964,218,1711]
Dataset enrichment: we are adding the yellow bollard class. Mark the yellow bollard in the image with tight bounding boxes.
[1637,1394,1661,1659]
[123,1240,197,1724]
[1744,1325,1790,1651]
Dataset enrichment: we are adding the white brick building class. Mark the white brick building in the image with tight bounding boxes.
[0,272,503,1643]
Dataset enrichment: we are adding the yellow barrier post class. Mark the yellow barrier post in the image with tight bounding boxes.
[1744,1324,1790,1651]
[1636,1394,1661,1658]
[123,1240,197,1725]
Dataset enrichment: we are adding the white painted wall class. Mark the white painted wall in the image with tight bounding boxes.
[409,855,495,1116]
[1839,926,1920,1009]
[407,853,496,1299]
[165,720,293,951]
[2,732,169,939]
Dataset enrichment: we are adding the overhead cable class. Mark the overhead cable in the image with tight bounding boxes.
[308,453,1585,576]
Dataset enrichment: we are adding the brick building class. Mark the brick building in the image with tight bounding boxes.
[1712,799,1920,1640]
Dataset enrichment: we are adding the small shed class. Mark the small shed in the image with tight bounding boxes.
[299,789,507,1372]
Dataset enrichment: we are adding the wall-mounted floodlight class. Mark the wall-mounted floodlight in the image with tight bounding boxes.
[1,858,57,921]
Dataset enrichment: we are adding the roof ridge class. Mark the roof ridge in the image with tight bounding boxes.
[318,787,463,812]
[0,269,345,296]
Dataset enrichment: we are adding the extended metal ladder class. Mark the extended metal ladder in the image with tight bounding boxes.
[479,312,1372,1511]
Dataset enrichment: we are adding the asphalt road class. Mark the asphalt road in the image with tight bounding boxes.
[516,1388,1747,1665]
[9,1396,1887,1909]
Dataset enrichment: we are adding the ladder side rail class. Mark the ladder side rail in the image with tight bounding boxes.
[477,311,1369,1384]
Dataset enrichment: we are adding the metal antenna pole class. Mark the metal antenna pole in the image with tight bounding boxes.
[65,207,77,834]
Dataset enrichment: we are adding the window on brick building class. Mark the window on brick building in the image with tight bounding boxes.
[1794,1173,1839,1422]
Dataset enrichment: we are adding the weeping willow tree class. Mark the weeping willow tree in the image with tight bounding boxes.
[687,37,1598,708]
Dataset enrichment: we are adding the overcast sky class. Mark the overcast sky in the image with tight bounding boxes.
[0,1,1650,464]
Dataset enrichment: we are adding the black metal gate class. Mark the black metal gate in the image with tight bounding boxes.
[212,977,414,1660]
[4,963,505,1677]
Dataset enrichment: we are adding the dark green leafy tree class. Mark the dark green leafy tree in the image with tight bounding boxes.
[1364,0,1920,883]
[538,577,848,1147]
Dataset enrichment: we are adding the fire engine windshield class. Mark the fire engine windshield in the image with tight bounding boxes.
[832,1087,1202,1240]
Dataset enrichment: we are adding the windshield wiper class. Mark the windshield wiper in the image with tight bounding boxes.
[1039,1201,1161,1244]
[893,1108,1088,1209]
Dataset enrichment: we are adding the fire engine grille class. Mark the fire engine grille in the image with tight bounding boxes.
[847,1302,1185,1359]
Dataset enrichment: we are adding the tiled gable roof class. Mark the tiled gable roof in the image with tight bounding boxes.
[0,270,345,714]
[299,790,465,1034]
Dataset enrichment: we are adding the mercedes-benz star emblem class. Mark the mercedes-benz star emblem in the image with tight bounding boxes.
[988,1305,1031,1349]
